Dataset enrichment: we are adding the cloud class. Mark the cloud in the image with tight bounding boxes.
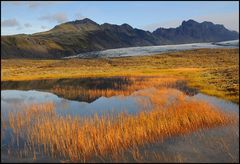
[75,12,86,20]
[41,26,48,29]
[4,1,71,9]
[16,26,23,30]
[24,23,32,28]
[26,2,43,8]
[143,12,239,32]
[1,19,19,27]
[39,12,68,23]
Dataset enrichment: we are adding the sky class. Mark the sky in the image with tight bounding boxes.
[1,1,239,35]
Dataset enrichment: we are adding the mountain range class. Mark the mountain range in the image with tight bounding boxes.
[1,18,238,59]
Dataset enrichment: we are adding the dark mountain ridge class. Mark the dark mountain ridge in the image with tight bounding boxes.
[1,18,238,59]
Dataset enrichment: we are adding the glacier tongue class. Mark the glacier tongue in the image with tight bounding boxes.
[64,40,239,59]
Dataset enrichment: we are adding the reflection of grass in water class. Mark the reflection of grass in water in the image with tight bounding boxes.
[127,124,239,163]
[5,88,237,162]
[60,99,69,110]
[50,76,180,101]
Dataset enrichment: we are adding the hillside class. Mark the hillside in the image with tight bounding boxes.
[1,19,238,59]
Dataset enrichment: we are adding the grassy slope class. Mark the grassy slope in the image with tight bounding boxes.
[1,48,239,103]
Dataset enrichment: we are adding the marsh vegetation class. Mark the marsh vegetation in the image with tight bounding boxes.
[1,76,239,162]
[2,88,238,162]
[1,48,239,103]
[1,48,239,162]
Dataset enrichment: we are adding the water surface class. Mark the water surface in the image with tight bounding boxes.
[1,77,239,162]
[1,89,152,119]
[1,77,238,118]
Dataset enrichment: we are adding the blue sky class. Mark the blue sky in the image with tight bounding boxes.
[1,1,239,35]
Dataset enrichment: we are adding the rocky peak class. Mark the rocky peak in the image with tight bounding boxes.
[71,18,98,25]
[121,23,133,30]
[181,19,199,27]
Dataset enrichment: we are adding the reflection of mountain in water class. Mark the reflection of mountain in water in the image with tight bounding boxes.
[1,90,152,119]
[1,77,133,103]
[1,77,199,103]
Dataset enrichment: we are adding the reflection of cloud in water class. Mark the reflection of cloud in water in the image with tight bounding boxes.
[192,93,239,114]
[1,90,61,119]
[27,96,35,101]
[54,95,147,117]
[2,85,202,120]
[20,94,27,99]
[44,94,52,98]
[133,96,152,111]
[60,99,69,110]
[2,88,238,119]
[1,100,27,118]
[1,97,23,104]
